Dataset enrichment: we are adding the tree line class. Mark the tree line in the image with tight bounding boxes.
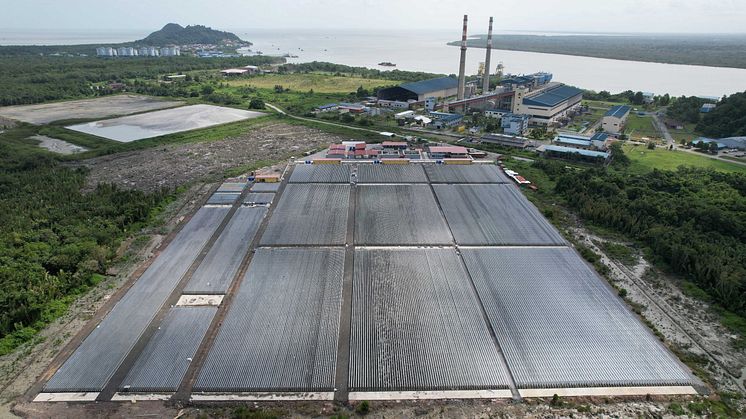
[535,158,746,316]
[0,55,281,106]
[0,131,169,354]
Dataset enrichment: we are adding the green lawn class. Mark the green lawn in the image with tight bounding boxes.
[625,114,660,140]
[623,143,746,174]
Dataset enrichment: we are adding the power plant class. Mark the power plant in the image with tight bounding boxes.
[483,17,494,94]
[457,15,468,100]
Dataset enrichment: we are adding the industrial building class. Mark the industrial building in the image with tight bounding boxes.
[377,77,459,102]
[428,111,463,129]
[542,145,610,163]
[481,133,530,149]
[220,65,260,76]
[512,84,584,126]
[553,132,609,151]
[602,105,631,134]
[427,145,470,159]
[501,113,529,136]
[36,161,697,404]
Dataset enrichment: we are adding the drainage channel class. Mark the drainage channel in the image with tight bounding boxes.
[333,164,358,402]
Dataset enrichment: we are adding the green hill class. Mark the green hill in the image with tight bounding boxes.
[139,23,247,46]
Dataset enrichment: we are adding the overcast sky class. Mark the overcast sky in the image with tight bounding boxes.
[2,0,746,34]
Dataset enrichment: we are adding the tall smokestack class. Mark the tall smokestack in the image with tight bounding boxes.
[482,17,493,94]
[457,14,468,100]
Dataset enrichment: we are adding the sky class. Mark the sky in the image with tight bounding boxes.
[2,0,746,34]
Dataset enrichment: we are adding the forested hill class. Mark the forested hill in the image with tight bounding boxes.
[139,23,246,45]
[449,34,746,70]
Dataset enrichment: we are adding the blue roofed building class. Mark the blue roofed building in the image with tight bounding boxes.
[377,77,459,101]
[602,105,631,134]
[512,84,584,126]
[542,145,610,163]
[553,132,609,151]
[700,103,717,113]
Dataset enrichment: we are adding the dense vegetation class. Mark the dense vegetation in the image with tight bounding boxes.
[139,23,245,46]
[454,34,746,69]
[697,91,746,138]
[277,61,443,82]
[0,128,169,354]
[0,55,282,106]
[534,158,746,316]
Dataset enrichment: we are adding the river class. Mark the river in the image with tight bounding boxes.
[4,28,746,97]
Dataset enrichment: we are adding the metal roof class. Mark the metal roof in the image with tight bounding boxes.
[605,105,631,118]
[591,132,609,142]
[349,248,513,391]
[434,184,566,246]
[424,164,510,184]
[355,184,452,245]
[399,77,458,95]
[260,184,350,245]
[522,85,583,107]
[545,145,610,159]
[463,247,694,388]
[289,165,350,183]
[183,207,267,294]
[429,146,468,154]
[120,307,217,392]
[45,207,229,392]
[195,247,344,391]
[555,137,592,147]
[355,164,428,183]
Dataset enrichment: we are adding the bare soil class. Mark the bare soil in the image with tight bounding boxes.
[572,228,746,406]
[76,123,342,192]
[0,95,184,125]
[27,135,88,155]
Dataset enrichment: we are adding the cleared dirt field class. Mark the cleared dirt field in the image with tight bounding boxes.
[0,95,184,125]
[66,104,264,142]
[77,123,346,191]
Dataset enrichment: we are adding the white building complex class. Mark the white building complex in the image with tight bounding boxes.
[512,84,584,126]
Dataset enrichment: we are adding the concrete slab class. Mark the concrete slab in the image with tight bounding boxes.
[348,390,513,401]
[33,392,100,402]
[66,104,263,142]
[111,393,173,401]
[175,295,224,306]
[519,386,699,398]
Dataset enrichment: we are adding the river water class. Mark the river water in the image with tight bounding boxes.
[4,28,746,97]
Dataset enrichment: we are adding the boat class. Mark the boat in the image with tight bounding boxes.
[378,61,396,67]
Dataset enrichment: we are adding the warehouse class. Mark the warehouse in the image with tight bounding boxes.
[512,84,584,126]
[377,77,459,101]
[602,105,631,134]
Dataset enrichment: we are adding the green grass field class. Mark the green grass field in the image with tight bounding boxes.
[623,143,746,174]
[625,114,660,140]
[226,73,401,93]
